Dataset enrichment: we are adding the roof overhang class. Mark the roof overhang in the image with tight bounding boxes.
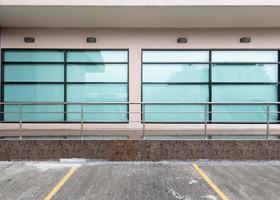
[1,0,280,28]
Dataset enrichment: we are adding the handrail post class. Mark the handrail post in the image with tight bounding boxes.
[266,104,270,140]
[204,104,207,139]
[81,104,84,140]
[142,104,145,139]
[19,104,23,140]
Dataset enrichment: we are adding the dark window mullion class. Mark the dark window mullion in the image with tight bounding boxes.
[3,62,64,65]
[64,50,67,122]
[209,50,212,122]
[212,82,279,85]
[142,62,209,65]
[278,50,280,121]
[212,62,280,65]
[67,62,127,65]
[3,82,65,84]
[1,50,4,121]
[142,82,207,84]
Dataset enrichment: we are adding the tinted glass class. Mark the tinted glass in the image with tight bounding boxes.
[212,64,277,82]
[143,84,208,122]
[67,50,127,62]
[143,51,209,62]
[4,84,64,121]
[212,51,278,62]
[4,50,64,62]
[67,84,127,102]
[143,64,208,82]
[67,84,128,122]
[4,105,64,122]
[4,64,64,82]
[67,64,127,82]
[4,84,64,102]
[212,85,278,122]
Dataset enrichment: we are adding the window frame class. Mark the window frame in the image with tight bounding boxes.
[1,48,129,123]
[141,49,280,124]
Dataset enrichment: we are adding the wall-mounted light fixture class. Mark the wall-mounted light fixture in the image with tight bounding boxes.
[86,37,97,43]
[24,37,35,43]
[177,37,188,43]
[240,37,251,43]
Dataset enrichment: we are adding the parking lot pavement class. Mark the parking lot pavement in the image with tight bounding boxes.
[53,162,218,200]
[0,161,280,200]
[198,161,280,200]
[0,162,71,200]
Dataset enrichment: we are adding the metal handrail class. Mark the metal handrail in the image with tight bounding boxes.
[0,102,278,140]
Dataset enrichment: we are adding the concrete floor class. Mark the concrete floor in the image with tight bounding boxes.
[0,161,280,200]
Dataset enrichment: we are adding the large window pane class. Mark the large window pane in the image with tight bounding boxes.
[212,51,278,62]
[212,64,277,82]
[212,85,278,122]
[67,64,127,82]
[4,84,64,102]
[143,64,208,82]
[67,84,127,102]
[143,84,208,122]
[4,64,64,82]
[67,50,127,62]
[143,51,209,63]
[67,84,128,122]
[4,84,64,121]
[4,105,64,122]
[4,50,64,62]
[67,105,127,122]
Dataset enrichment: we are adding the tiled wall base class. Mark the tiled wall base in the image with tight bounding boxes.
[0,140,279,161]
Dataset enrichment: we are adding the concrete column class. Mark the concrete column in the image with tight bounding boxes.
[128,48,142,139]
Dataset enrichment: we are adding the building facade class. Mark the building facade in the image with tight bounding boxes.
[1,0,280,139]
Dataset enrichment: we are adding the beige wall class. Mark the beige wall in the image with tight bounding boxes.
[1,28,280,138]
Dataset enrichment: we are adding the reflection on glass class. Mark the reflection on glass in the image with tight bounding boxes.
[67,64,127,82]
[67,51,127,62]
[212,51,278,62]
[143,84,208,122]
[212,64,277,82]
[143,64,208,82]
[4,64,64,82]
[143,51,209,62]
[212,85,278,122]
[67,84,128,122]
[4,50,64,62]
[4,85,64,121]
[4,84,64,102]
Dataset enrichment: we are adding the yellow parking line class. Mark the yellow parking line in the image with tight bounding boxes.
[44,166,78,200]
[192,163,229,200]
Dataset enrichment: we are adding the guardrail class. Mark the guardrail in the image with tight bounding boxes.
[0,102,279,140]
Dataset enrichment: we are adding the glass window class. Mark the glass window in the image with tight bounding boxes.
[67,64,127,82]
[4,64,64,82]
[66,50,128,122]
[142,50,209,122]
[143,51,209,63]
[67,50,127,62]
[67,84,128,122]
[4,84,64,102]
[212,51,278,62]
[143,84,208,122]
[212,85,278,122]
[143,64,208,82]
[4,105,64,122]
[4,84,64,122]
[3,49,128,122]
[4,50,64,62]
[142,50,279,123]
[212,64,277,82]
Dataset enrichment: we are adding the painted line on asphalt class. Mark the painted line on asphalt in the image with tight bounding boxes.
[192,163,229,200]
[44,166,78,200]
